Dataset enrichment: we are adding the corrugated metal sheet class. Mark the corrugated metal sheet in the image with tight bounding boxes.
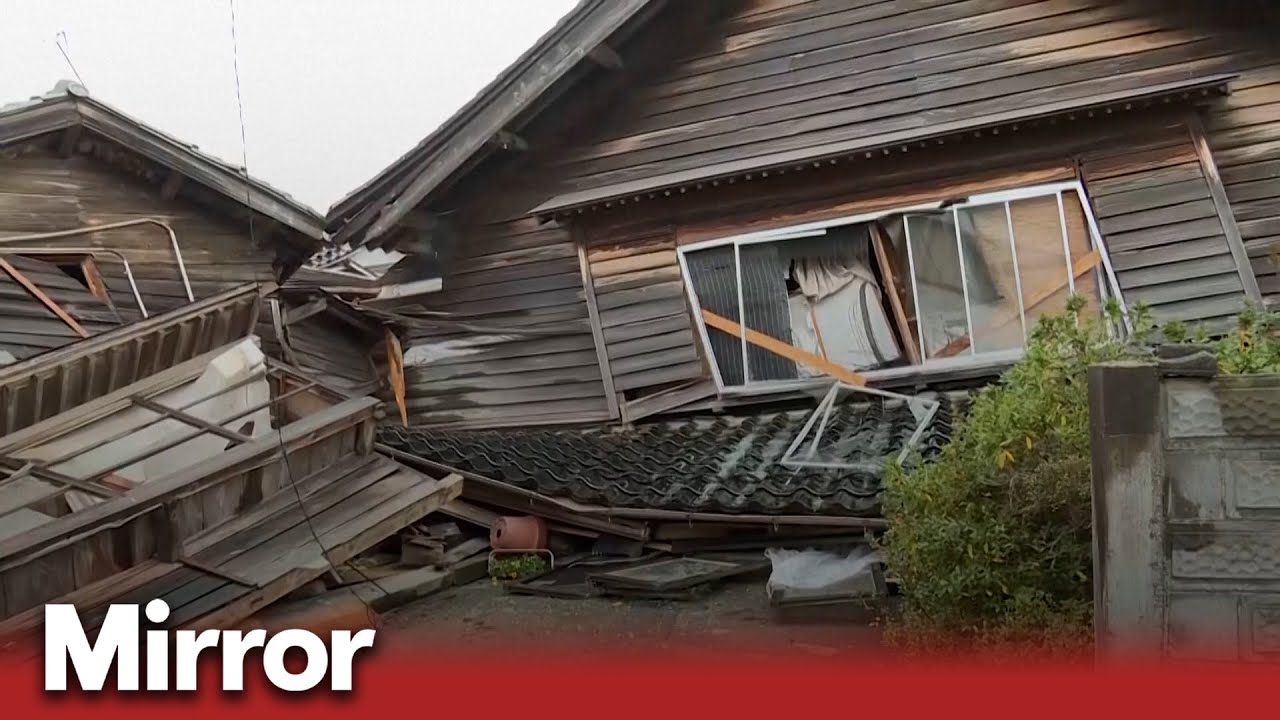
[0,283,266,436]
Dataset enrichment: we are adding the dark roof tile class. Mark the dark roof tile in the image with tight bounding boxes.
[379,393,967,517]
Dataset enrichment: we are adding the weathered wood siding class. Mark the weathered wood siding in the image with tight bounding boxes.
[0,142,276,316]
[396,214,612,428]
[584,230,704,394]
[1080,129,1250,328]
[255,305,380,399]
[546,0,1254,194]
[393,0,1280,428]
[0,256,119,361]
[1204,63,1280,306]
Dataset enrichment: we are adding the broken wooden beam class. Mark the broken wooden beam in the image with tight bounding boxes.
[700,308,866,385]
[0,256,90,338]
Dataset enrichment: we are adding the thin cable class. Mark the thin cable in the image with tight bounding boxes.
[55,31,87,88]
[225,0,388,625]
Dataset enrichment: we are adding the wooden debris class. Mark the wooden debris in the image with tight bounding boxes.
[401,535,446,567]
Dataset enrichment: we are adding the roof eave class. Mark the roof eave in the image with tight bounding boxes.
[326,0,660,248]
[74,99,327,242]
[531,73,1238,220]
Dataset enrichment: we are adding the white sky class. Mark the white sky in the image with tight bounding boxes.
[0,0,578,214]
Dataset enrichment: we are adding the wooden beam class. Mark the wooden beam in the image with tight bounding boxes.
[1187,114,1264,305]
[934,250,1102,359]
[57,125,82,157]
[576,236,620,419]
[283,297,328,326]
[700,309,865,386]
[129,395,254,445]
[159,169,185,200]
[869,222,922,365]
[0,256,90,338]
[78,256,115,310]
[0,396,381,569]
[269,298,302,366]
[384,327,409,427]
[587,43,624,70]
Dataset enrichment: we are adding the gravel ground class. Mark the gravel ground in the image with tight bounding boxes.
[382,577,887,657]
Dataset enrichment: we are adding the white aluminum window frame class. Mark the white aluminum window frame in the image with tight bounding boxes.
[676,180,1127,396]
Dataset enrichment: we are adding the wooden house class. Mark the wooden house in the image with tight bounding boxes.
[0,80,327,362]
[329,0,1280,431]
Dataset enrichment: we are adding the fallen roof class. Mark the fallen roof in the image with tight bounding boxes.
[0,80,325,242]
[325,0,659,246]
[0,282,268,437]
[378,392,967,518]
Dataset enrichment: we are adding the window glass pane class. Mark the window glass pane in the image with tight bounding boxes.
[683,246,744,385]
[738,242,797,382]
[958,203,1024,354]
[1008,195,1072,330]
[1062,191,1103,317]
[907,212,971,359]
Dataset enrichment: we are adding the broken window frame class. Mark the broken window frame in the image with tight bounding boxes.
[676,180,1127,396]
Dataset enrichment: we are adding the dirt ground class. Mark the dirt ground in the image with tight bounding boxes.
[381,577,887,657]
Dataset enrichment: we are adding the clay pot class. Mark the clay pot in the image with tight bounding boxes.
[490,515,548,550]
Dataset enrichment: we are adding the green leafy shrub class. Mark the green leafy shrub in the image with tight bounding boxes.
[882,297,1280,655]
[880,297,1144,655]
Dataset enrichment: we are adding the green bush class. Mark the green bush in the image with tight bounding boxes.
[882,297,1280,655]
[880,296,1142,655]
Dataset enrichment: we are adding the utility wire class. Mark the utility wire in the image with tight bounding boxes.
[225,0,389,627]
[55,31,87,88]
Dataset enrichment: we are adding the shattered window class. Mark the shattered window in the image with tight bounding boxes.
[680,184,1116,391]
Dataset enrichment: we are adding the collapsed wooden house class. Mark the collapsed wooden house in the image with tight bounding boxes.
[0,285,461,649]
[330,0,1280,432]
[322,0,1280,532]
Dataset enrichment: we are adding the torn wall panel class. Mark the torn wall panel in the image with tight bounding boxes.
[12,338,272,487]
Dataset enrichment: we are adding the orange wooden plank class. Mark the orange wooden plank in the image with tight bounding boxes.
[700,308,865,386]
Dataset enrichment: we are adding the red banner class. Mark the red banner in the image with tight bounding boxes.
[7,637,1280,719]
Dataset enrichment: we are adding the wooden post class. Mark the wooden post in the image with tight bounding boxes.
[575,233,621,419]
[1187,115,1264,305]
[152,503,183,562]
[1089,361,1165,663]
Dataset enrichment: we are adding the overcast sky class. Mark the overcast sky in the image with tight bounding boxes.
[0,0,577,214]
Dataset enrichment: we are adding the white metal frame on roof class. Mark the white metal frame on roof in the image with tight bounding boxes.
[778,381,942,472]
[676,180,1128,396]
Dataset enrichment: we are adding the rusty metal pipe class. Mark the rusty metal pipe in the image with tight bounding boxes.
[0,247,149,318]
[0,218,195,308]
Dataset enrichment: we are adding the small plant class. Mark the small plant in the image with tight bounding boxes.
[489,554,549,581]
[1162,302,1280,374]
[1210,303,1280,375]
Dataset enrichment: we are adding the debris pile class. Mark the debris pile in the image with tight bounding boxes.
[0,283,462,659]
